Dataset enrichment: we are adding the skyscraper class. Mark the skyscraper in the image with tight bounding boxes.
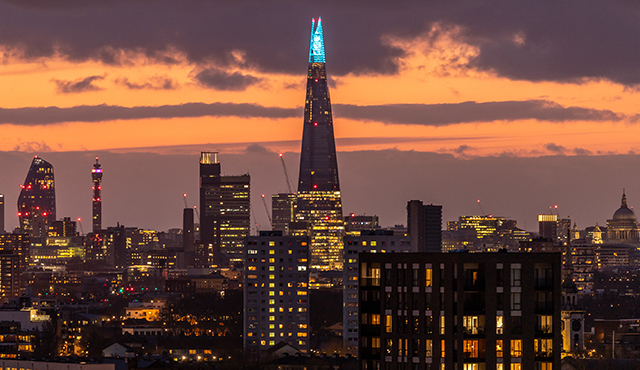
[91,157,103,232]
[18,156,56,240]
[0,194,4,234]
[199,152,250,266]
[407,200,442,252]
[271,193,296,235]
[295,17,344,270]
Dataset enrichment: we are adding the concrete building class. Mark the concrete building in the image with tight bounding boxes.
[244,231,310,359]
[359,252,562,370]
[343,230,411,354]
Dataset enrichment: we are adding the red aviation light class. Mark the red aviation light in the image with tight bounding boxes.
[24,212,28,216]
[19,185,24,189]
[42,212,47,217]
[315,79,318,82]
[313,185,317,189]
[97,198,101,202]
[350,213,355,217]
[314,122,318,126]
[77,218,81,221]
[27,185,31,189]
[279,153,283,157]
[35,206,39,210]
[17,212,21,217]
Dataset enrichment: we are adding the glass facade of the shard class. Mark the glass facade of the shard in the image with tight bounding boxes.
[296,18,344,270]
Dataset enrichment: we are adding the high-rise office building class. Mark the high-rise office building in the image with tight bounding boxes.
[91,157,103,232]
[295,17,344,270]
[407,200,442,252]
[0,234,29,299]
[199,152,250,266]
[538,214,558,240]
[243,231,310,358]
[359,252,562,370]
[18,156,56,240]
[0,194,4,234]
[271,193,297,235]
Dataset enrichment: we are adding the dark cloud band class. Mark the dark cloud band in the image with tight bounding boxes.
[0,100,625,126]
[2,1,640,85]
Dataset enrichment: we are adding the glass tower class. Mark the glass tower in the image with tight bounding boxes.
[18,156,56,239]
[296,18,344,270]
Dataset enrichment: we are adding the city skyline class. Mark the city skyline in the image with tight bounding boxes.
[0,2,639,233]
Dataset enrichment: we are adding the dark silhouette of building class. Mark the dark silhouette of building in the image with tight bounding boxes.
[91,157,103,232]
[407,200,442,252]
[18,156,56,240]
[50,217,77,237]
[198,152,250,267]
[295,17,344,270]
[272,193,297,235]
[359,252,562,370]
[182,207,195,268]
[0,194,4,234]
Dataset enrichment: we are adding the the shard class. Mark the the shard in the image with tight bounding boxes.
[296,18,344,270]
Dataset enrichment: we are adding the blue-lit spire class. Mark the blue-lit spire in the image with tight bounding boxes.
[308,17,326,63]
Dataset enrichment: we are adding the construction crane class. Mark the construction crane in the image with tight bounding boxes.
[76,217,84,236]
[183,193,200,219]
[261,194,272,227]
[279,153,295,194]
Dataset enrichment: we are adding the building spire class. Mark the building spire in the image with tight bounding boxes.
[308,17,326,63]
[622,188,628,208]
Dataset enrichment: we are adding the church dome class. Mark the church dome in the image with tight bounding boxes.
[613,190,637,222]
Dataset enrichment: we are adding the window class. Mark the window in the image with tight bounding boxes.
[371,314,381,325]
[511,365,521,370]
[463,340,479,358]
[463,316,484,335]
[536,363,552,370]
[385,315,393,333]
[537,315,553,333]
[511,292,521,310]
[440,340,445,358]
[535,339,553,357]
[496,340,503,357]
[511,339,522,357]
[426,268,433,287]
[425,339,432,357]
[496,316,503,334]
[439,316,445,334]
[511,268,521,287]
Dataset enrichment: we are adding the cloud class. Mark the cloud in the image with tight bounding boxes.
[54,75,104,94]
[544,143,567,154]
[0,102,299,125]
[115,75,177,90]
[573,148,593,156]
[13,140,51,152]
[333,100,624,126]
[193,67,261,91]
[0,2,639,85]
[0,99,626,126]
